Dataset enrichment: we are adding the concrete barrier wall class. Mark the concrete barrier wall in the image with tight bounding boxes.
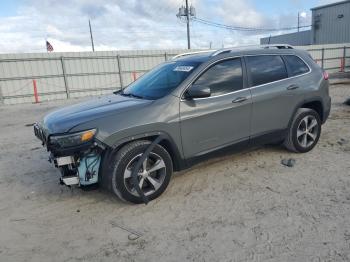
[0,44,349,105]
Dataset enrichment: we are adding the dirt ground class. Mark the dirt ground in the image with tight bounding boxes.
[1,83,350,262]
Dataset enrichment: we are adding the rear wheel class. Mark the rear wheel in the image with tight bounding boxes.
[101,140,173,204]
[284,108,321,153]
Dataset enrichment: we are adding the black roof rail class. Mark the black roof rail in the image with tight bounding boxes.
[262,44,294,49]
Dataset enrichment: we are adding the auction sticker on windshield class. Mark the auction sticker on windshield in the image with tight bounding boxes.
[173,66,194,72]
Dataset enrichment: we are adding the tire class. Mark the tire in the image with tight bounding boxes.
[100,140,173,204]
[284,108,321,153]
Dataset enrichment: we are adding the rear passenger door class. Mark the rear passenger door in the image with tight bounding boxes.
[245,55,306,137]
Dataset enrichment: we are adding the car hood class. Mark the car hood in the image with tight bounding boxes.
[43,94,152,134]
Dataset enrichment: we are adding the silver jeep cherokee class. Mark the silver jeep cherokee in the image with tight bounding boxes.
[34,45,331,204]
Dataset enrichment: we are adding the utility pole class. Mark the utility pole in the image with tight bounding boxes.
[297,12,300,32]
[176,2,195,50]
[185,0,190,49]
[89,19,95,52]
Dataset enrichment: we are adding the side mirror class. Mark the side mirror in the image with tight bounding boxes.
[185,85,211,99]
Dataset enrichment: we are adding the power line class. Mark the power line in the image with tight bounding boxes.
[193,17,311,32]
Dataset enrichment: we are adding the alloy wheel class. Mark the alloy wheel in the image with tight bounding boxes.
[123,152,167,196]
[296,115,319,148]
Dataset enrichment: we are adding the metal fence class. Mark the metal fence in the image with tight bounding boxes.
[0,49,195,104]
[297,43,350,73]
[0,44,349,105]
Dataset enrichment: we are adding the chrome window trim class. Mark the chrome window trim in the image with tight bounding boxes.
[180,53,312,102]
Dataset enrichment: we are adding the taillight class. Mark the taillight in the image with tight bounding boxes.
[323,71,329,80]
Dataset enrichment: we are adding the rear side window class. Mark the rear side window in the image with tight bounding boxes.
[193,58,243,96]
[283,55,310,76]
[246,55,288,86]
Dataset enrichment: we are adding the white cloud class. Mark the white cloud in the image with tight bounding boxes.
[0,0,318,54]
[216,0,269,28]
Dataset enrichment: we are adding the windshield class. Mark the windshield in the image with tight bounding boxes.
[120,61,201,99]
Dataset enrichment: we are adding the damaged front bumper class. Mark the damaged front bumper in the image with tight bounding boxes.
[34,123,104,187]
[53,153,101,186]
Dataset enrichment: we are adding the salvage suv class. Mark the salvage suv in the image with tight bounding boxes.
[34,44,331,204]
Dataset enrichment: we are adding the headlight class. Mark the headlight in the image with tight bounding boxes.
[50,129,97,148]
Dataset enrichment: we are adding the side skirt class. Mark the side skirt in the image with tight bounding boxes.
[249,129,287,146]
[181,129,287,171]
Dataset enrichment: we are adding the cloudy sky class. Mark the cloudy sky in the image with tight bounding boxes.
[0,0,340,53]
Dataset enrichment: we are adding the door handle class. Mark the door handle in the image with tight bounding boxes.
[287,84,299,90]
[232,97,248,103]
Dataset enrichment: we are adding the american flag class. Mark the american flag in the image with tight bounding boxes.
[46,41,53,52]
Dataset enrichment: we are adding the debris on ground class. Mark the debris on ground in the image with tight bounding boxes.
[337,138,349,146]
[344,98,350,106]
[281,158,296,167]
[265,186,280,194]
[128,234,141,241]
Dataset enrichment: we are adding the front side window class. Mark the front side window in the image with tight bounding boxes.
[193,58,243,97]
[283,55,310,77]
[246,55,288,86]
[121,61,201,99]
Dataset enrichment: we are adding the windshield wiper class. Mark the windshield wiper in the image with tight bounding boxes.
[119,92,144,99]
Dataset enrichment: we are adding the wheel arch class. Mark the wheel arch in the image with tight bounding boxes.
[289,97,324,128]
[300,100,324,122]
[104,131,186,172]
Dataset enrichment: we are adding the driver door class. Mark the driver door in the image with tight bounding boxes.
[179,57,252,158]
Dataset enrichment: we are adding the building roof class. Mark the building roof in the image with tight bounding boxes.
[311,0,350,10]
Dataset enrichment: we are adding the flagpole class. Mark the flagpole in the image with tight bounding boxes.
[89,20,95,52]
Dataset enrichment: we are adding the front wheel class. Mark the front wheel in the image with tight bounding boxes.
[284,108,321,153]
[101,140,173,204]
